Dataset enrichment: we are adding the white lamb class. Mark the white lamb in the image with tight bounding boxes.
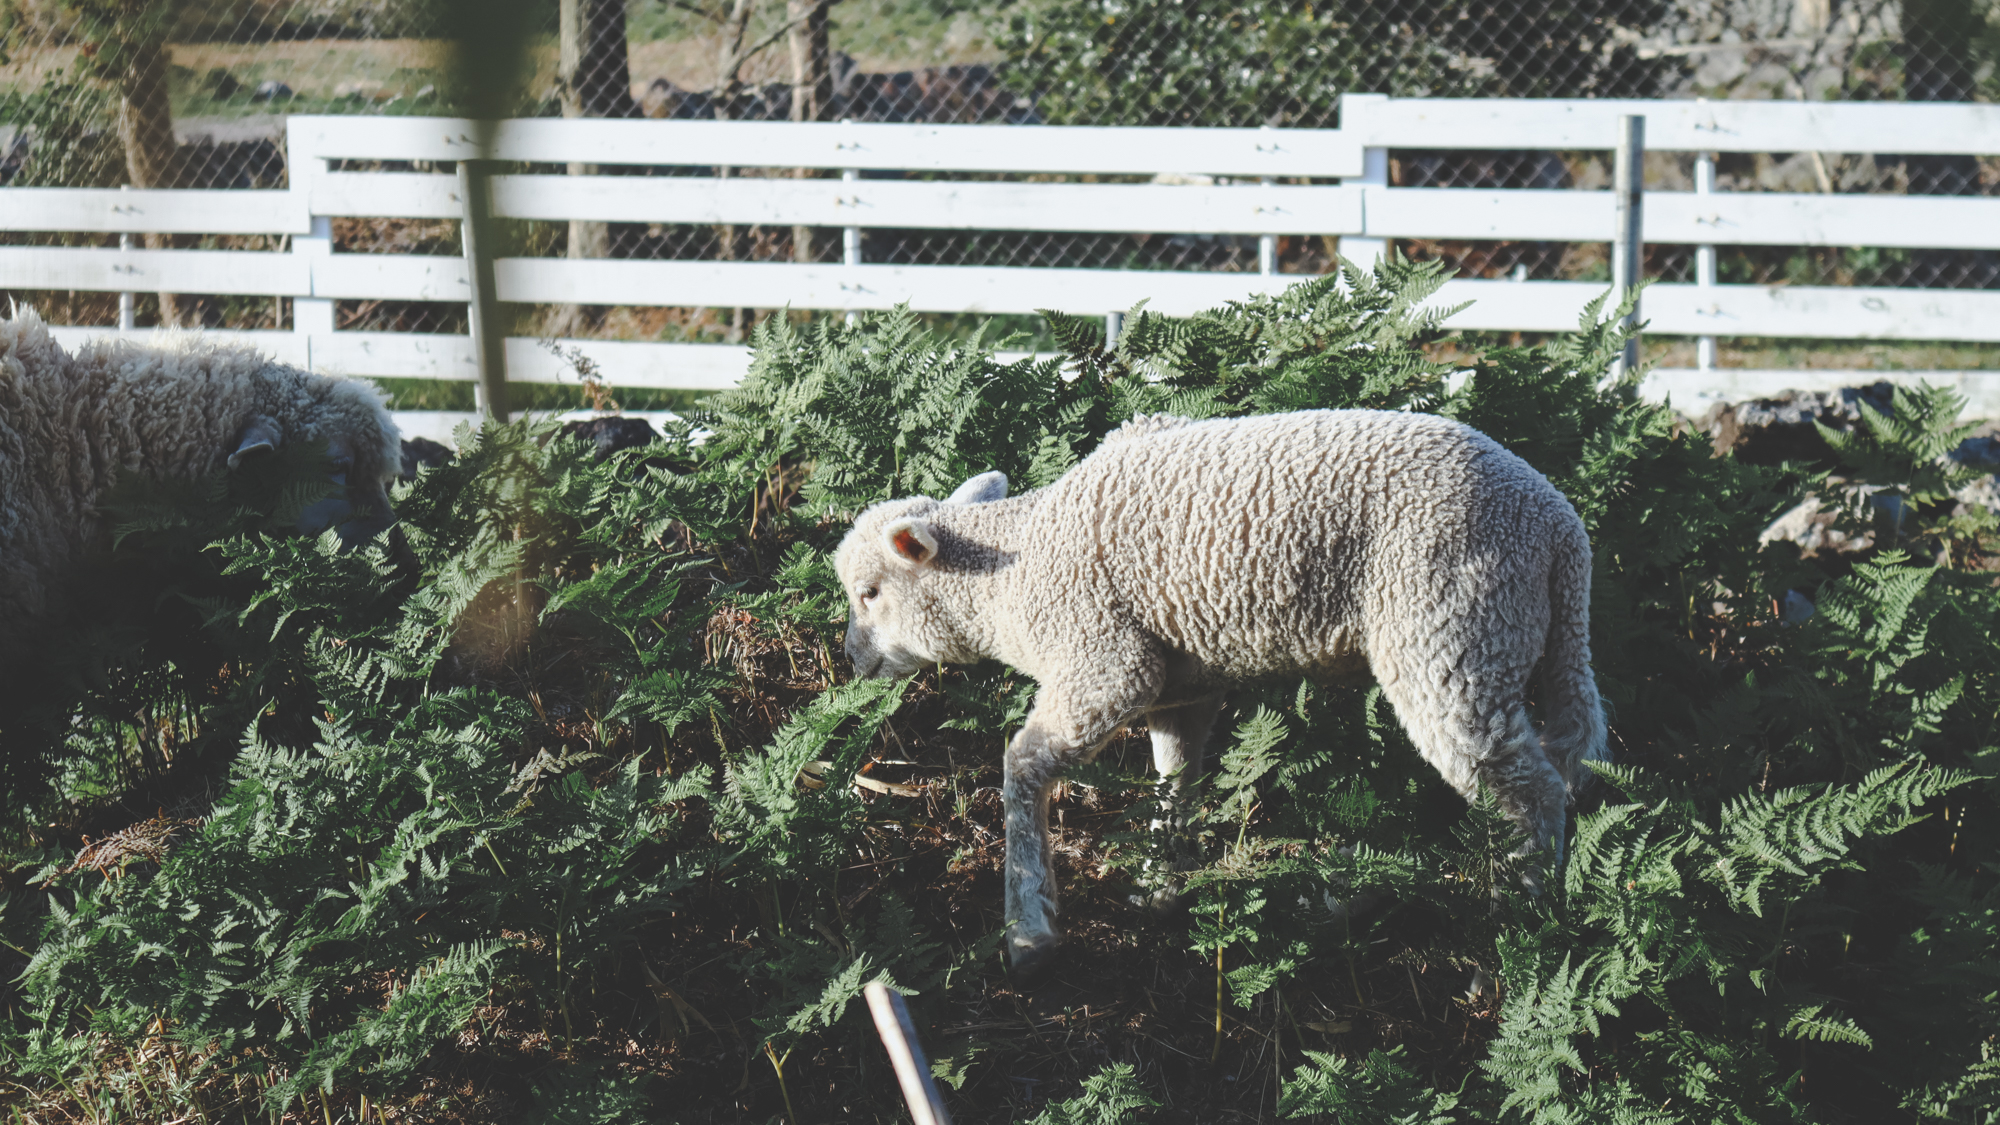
[834,408,1607,986]
[0,309,402,662]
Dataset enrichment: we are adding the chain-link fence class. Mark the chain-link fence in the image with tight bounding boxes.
[4,0,1999,378]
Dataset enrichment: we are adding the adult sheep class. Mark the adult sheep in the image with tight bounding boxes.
[834,408,1607,987]
[0,308,401,660]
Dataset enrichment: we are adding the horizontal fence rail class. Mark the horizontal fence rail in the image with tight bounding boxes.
[4,97,1999,433]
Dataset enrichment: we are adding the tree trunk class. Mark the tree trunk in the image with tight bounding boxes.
[554,0,638,337]
[116,36,181,326]
[787,0,831,264]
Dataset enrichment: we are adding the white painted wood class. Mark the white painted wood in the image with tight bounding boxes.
[484,173,1367,234]
[491,257,1298,315]
[45,325,310,364]
[309,253,469,301]
[26,179,1997,251]
[1,188,307,234]
[1361,187,2000,248]
[1363,188,1605,240]
[1340,147,1391,266]
[392,409,685,446]
[16,247,1999,343]
[0,247,306,295]
[502,338,750,389]
[1646,190,2000,249]
[1341,95,2000,154]
[311,171,462,218]
[287,115,1367,177]
[1431,278,2000,341]
[39,323,752,389]
[1641,368,2000,419]
[1645,282,2000,341]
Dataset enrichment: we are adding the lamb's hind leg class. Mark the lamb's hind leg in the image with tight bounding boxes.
[1150,692,1223,828]
[1377,657,1568,887]
[1137,693,1223,912]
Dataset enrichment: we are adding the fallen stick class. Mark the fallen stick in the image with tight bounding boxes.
[863,981,953,1125]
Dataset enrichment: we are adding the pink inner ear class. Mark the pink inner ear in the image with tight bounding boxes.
[891,527,928,561]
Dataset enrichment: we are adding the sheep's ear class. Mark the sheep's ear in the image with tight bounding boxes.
[945,470,1008,505]
[882,517,939,567]
[228,416,282,470]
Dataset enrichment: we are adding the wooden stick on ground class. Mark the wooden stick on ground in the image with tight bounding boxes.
[863,981,952,1125]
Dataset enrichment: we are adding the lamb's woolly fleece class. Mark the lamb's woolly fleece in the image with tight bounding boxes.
[837,408,1607,976]
[0,309,401,655]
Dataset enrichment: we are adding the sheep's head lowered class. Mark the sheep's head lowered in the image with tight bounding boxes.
[227,392,400,547]
[835,469,1008,678]
[68,332,406,547]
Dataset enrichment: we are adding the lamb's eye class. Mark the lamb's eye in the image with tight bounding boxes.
[859,585,880,602]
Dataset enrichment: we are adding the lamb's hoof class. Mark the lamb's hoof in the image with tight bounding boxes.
[1465,967,1498,1002]
[1127,882,1184,917]
[1003,938,1060,991]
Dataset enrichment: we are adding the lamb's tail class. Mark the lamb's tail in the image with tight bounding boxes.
[1541,513,1608,797]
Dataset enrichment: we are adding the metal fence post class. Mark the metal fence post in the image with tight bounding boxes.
[843,159,861,325]
[117,186,135,331]
[1257,125,1277,276]
[1258,175,1277,277]
[458,157,509,421]
[1694,150,1718,374]
[1610,114,1645,380]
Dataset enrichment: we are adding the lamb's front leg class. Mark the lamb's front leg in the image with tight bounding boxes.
[1002,699,1141,988]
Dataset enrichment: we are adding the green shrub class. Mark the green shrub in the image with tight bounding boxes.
[2,258,1996,1122]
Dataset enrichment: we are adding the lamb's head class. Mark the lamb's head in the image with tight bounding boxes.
[835,470,1008,678]
[225,368,403,547]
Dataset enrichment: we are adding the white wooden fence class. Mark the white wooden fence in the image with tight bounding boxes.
[5,95,2000,439]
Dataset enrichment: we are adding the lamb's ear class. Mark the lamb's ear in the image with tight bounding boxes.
[944,470,1008,505]
[882,517,939,567]
[228,415,282,470]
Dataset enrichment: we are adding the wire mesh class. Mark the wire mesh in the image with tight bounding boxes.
[2,0,1997,361]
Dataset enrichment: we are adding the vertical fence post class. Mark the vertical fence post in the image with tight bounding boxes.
[1257,125,1277,277]
[285,119,335,369]
[1340,145,1389,269]
[843,161,861,325]
[458,157,509,422]
[117,186,135,331]
[1694,150,1717,374]
[1610,114,1645,380]
[1258,176,1277,277]
[1105,310,1124,348]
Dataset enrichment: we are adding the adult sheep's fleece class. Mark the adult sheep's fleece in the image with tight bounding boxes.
[835,408,1607,986]
[0,309,401,658]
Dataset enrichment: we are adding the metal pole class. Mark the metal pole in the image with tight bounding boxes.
[1694,150,1717,374]
[843,163,861,325]
[1610,114,1644,380]
[1256,126,1277,276]
[864,982,951,1125]
[458,158,509,421]
[1105,310,1124,349]
[1258,177,1277,276]
[117,185,135,332]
